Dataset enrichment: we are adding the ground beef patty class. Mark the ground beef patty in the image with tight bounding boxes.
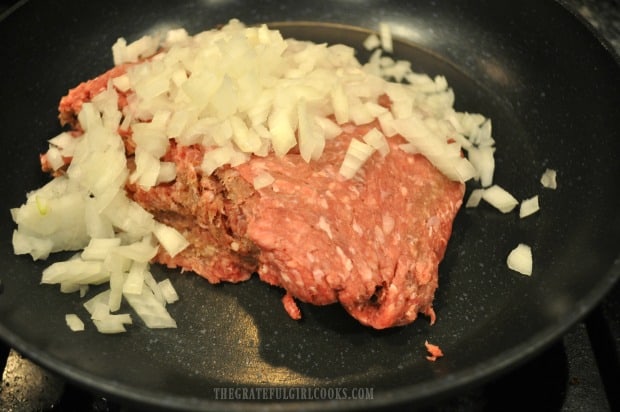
[53,69,464,330]
[125,120,463,329]
[235,123,463,328]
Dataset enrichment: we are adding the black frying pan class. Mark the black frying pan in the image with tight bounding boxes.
[0,1,619,410]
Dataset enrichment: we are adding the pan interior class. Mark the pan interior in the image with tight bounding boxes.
[0,17,619,412]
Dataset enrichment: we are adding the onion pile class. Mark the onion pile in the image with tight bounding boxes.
[10,20,552,333]
[106,19,489,186]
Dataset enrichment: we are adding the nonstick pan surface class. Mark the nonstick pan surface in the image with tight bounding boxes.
[0,1,619,410]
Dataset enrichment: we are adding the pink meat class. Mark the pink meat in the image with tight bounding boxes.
[235,122,464,329]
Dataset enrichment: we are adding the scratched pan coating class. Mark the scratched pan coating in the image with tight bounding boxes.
[0,1,619,410]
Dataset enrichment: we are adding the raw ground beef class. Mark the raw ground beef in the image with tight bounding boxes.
[49,65,465,330]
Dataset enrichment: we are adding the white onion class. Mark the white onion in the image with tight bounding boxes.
[113,236,159,262]
[338,138,376,179]
[379,22,393,53]
[362,127,390,157]
[519,195,540,218]
[81,238,122,261]
[507,243,533,276]
[363,33,381,50]
[481,185,519,213]
[253,171,275,190]
[65,314,85,332]
[467,146,495,187]
[152,222,189,258]
[123,261,147,295]
[41,259,104,285]
[465,188,485,208]
[123,287,177,329]
[158,278,180,304]
[108,270,125,312]
[540,168,557,189]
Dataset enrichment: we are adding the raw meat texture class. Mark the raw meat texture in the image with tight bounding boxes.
[234,122,464,328]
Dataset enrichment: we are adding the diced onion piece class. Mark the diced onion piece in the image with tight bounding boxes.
[81,238,122,261]
[467,146,495,187]
[45,147,65,171]
[113,236,158,262]
[339,138,375,179]
[152,222,189,258]
[465,188,485,208]
[507,243,533,276]
[130,149,161,189]
[330,83,349,125]
[93,313,132,334]
[363,33,381,50]
[108,270,125,312]
[123,260,147,295]
[65,314,85,332]
[90,301,111,321]
[143,270,166,305]
[156,162,177,184]
[519,195,540,218]
[85,282,132,332]
[112,34,159,65]
[83,290,109,312]
[540,168,557,189]
[481,185,519,213]
[253,171,275,190]
[158,278,180,304]
[362,128,390,157]
[11,231,53,260]
[379,22,393,53]
[297,99,325,162]
[201,145,236,176]
[41,259,104,285]
[314,117,342,140]
[123,287,177,329]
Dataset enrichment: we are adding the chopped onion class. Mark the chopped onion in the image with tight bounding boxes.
[467,146,495,187]
[152,222,189,258]
[93,315,132,334]
[519,195,540,218]
[507,243,533,276]
[108,270,126,312]
[65,314,85,332]
[123,261,147,295]
[540,168,557,189]
[253,171,275,190]
[41,259,104,285]
[481,185,519,213]
[81,238,122,261]
[113,236,159,262]
[379,22,393,53]
[158,278,180,304]
[362,128,390,157]
[363,33,381,50]
[123,287,177,329]
[465,188,485,208]
[338,138,376,179]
